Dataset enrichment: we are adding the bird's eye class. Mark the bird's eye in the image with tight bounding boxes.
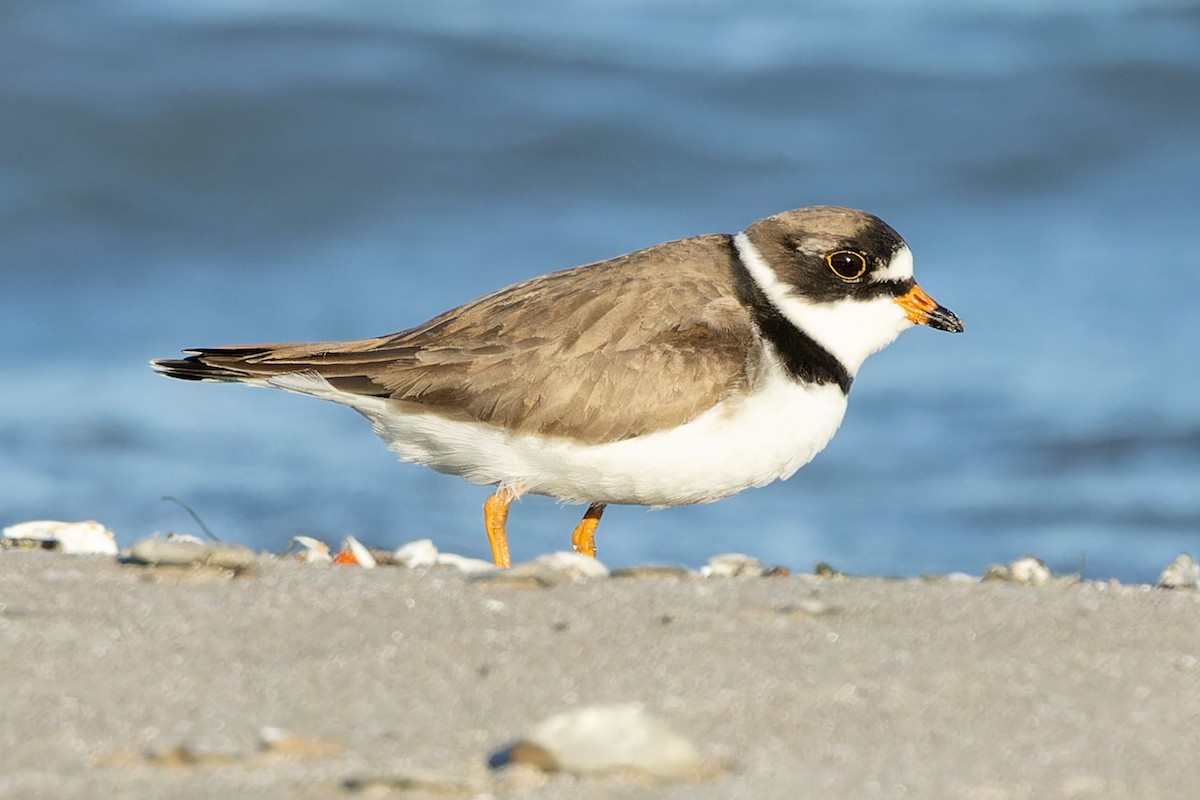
[825,250,867,281]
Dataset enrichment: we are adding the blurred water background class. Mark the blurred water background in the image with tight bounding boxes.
[3,0,1199,581]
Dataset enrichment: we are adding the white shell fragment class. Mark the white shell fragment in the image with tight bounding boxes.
[984,556,1051,586]
[1008,556,1051,585]
[434,552,498,575]
[509,703,703,780]
[2,520,119,556]
[473,552,609,588]
[533,551,610,579]
[337,535,377,568]
[701,553,766,577]
[392,539,497,573]
[1157,554,1200,590]
[164,532,207,546]
[393,539,439,568]
[286,536,333,564]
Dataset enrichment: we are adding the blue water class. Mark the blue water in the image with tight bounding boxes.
[3,1,1199,582]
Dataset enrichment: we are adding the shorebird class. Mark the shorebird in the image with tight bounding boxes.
[153,206,962,567]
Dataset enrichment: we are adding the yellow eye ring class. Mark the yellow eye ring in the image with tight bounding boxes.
[825,250,867,281]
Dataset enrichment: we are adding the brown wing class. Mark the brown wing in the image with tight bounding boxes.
[156,235,763,444]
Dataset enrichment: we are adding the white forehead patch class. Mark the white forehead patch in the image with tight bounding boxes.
[871,244,914,283]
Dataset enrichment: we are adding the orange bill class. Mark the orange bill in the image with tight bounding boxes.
[895,284,964,333]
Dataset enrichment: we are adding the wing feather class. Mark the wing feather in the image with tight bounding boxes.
[156,235,763,444]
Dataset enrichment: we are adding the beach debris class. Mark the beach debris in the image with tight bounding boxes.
[1157,554,1199,590]
[701,553,767,577]
[983,556,1051,586]
[257,726,344,760]
[813,561,845,578]
[134,728,342,769]
[702,553,764,577]
[610,564,695,580]
[160,496,222,541]
[472,551,608,588]
[434,552,498,575]
[393,538,440,568]
[534,551,610,579]
[1008,556,1052,585]
[1,519,119,555]
[343,770,487,796]
[285,536,333,564]
[469,564,556,588]
[775,599,836,617]
[392,539,498,574]
[494,703,704,781]
[127,537,254,571]
[332,535,376,568]
[143,739,246,767]
[163,532,207,546]
[490,762,551,793]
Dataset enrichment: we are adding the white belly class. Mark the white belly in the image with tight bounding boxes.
[350,369,849,507]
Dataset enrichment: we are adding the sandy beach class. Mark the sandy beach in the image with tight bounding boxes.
[2,549,1198,799]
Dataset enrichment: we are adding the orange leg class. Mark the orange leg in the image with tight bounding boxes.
[483,488,516,568]
[570,503,606,558]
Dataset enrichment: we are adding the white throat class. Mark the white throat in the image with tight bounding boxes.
[733,232,914,377]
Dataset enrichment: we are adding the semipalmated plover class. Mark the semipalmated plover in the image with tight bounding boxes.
[153,206,962,567]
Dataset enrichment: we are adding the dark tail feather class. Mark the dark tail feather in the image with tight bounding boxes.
[151,354,255,382]
[150,343,396,397]
[150,346,280,383]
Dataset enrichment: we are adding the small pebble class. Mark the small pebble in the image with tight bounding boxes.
[128,538,207,566]
[202,542,255,571]
[2,520,119,556]
[1157,554,1199,590]
[499,702,704,781]
[126,538,254,571]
